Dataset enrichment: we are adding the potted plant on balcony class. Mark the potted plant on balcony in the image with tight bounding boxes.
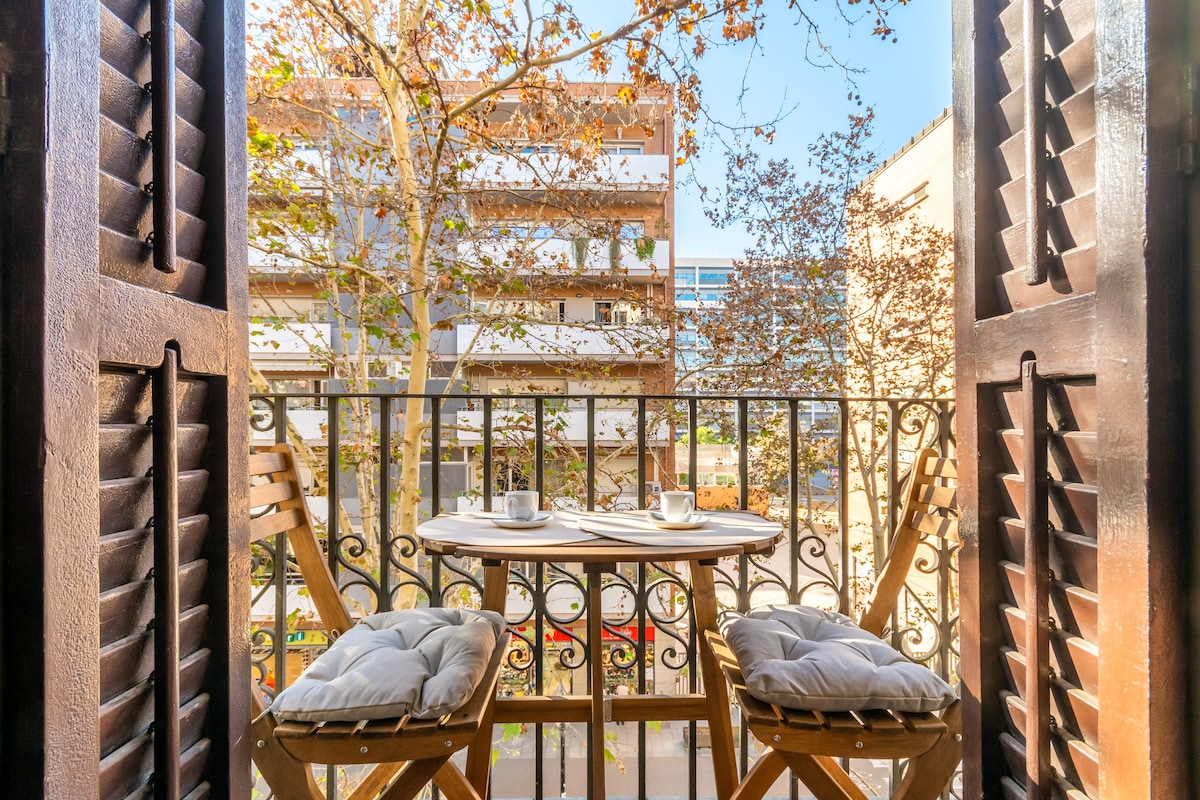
[572,236,589,269]
[608,238,623,271]
[634,237,656,261]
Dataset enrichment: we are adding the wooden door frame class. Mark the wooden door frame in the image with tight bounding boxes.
[955,0,1192,796]
[0,1,250,796]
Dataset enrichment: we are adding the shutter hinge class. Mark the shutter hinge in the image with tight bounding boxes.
[1183,64,1198,176]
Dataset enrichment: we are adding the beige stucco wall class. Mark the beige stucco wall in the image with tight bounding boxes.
[865,108,954,231]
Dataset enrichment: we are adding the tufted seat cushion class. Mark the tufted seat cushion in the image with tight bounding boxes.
[271,607,507,723]
[718,605,956,713]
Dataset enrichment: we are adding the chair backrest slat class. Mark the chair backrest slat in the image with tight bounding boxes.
[250,478,299,509]
[858,448,958,637]
[249,450,290,476]
[250,443,355,638]
[250,506,305,543]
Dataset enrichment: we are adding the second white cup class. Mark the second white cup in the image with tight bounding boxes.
[503,490,540,521]
[660,490,695,523]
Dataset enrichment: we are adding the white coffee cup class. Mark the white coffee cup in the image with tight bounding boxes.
[660,491,695,523]
[503,490,540,521]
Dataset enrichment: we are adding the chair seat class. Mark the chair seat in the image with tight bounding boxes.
[271,607,506,723]
[719,605,956,713]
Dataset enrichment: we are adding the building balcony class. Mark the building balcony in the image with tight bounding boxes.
[460,237,669,282]
[248,321,331,371]
[456,321,670,362]
[249,145,329,197]
[455,404,670,446]
[465,152,670,202]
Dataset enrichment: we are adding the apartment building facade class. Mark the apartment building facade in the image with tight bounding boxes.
[444,89,676,508]
[248,83,677,511]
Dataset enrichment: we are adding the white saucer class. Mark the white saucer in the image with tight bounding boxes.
[649,511,709,530]
[490,512,552,529]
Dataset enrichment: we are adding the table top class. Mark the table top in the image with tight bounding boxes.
[418,509,783,564]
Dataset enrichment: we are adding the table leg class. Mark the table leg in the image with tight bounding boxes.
[691,561,737,800]
[585,562,609,800]
[466,561,510,797]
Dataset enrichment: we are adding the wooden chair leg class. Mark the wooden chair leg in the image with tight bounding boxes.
[378,756,452,800]
[435,762,486,800]
[891,701,962,800]
[464,689,498,797]
[345,762,406,800]
[250,683,324,800]
[777,752,869,800]
[731,749,788,800]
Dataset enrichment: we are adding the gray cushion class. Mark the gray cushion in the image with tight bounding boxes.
[271,607,506,722]
[719,605,956,713]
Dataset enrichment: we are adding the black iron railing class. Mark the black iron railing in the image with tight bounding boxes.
[249,392,956,800]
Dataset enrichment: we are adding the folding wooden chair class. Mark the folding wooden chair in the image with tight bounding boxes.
[249,444,509,800]
[706,448,961,800]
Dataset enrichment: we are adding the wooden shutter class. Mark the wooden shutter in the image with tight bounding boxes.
[955,0,1191,797]
[1,1,249,798]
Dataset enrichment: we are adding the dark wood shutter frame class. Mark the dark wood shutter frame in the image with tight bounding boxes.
[954,0,1192,796]
[0,1,250,797]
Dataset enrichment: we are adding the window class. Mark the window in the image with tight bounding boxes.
[594,301,614,324]
[475,298,565,322]
[618,222,645,239]
[600,143,645,154]
[488,378,567,413]
[265,377,327,410]
[595,301,644,325]
[891,182,929,216]
[250,296,331,322]
[490,223,560,239]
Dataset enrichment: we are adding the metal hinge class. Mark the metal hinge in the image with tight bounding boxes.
[1183,64,1198,176]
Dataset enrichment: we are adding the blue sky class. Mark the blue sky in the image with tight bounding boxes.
[575,0,953,257]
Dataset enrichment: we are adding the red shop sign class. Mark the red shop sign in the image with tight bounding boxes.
[516,625,656,643]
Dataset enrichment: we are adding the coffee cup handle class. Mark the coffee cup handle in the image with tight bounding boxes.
[685,495,694,519]
[504,495,516,519]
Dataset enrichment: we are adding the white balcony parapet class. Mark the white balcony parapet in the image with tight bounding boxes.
[466,152,669,193]
[249,408,329,444]
[455,406,669,445]
[248,226,334,275]
[459,237,668,279]
[456,322,669,362]
[249,322,332,371]
[250,146,328,194]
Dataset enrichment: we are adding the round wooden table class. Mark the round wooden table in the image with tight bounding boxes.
[419,510,783,800]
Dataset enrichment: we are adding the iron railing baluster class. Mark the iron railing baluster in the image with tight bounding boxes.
[482,396,493,512]
[637,396,647,508]
[379,397,391,612]
[430,397,441,516]
[586,396,596,510]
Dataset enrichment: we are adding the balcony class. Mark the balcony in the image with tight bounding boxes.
[248,321,332,370]
[456,321,670,362]
[250,391,957,799]
[465,152,670,202]
[460,237,670,282]
[455,402,671,446]
[249,145,329,198]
